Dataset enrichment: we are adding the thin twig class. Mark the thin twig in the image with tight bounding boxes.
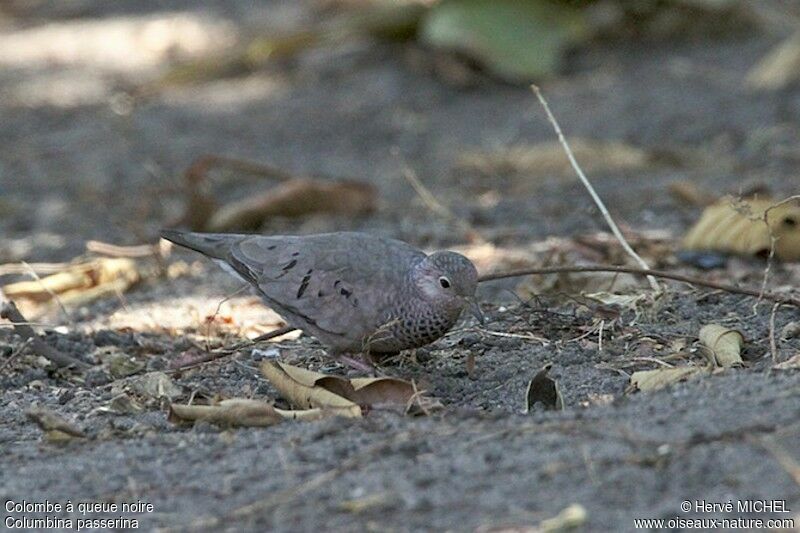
[531,85,659,290]
[168,325,297,372]
[400,165,485,244]
[0,338,33,372]
[769,303,781,363]
[476,328,550,346]
[478,265,800,308]
[0,301,89,369]
[757,195,800,309]
[21,261,73,324]
[85,240,162,258]
[0,262,72,276]
[202,284,251,351]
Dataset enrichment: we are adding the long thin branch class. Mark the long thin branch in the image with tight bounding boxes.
[478,265,800,308]
[400,163,485,244]
[0,301,90,369]
[169,325,297,372]
[531,85,659,290]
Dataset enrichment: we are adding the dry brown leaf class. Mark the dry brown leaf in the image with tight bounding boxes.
[746,31,800,91]
[668,180,716,207]
[773,353,800,371]
[338,493,393,514]
[682,196,800,261]
[260,362,362,418]
[207,178,378,231]
[540,503,587,532]
[524,363,564,412]
[2,258,140,303]
[458,139,650,179]
[324,376,417,406]
[169,399,284,428]
[26,406,86,441]
[95,346,145,379]
[261,362,418,415]
[698,324,744,368]
[96,393,143,415]
[128,371,183,400]
[629,366,706,392]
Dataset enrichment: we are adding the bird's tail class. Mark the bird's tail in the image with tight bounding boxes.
[160,230,244,260]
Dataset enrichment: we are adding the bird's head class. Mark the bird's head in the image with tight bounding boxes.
[414,251,484,324]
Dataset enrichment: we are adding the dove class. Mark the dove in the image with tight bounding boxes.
[160,230,483,371]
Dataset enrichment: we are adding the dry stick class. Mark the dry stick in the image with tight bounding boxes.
[0,338,33,372]
[757,195,800,307]
[478,265,800,308]
[169,325,297,372]
[400,165,486,244]
[531,85,659,291]
[768,303,781,363]
[85,240,162,258]
[0,262,72,276]
[0,301,90,369]
[21,260,74,325]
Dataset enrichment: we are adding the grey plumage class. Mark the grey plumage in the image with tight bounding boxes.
[160,230,482,357]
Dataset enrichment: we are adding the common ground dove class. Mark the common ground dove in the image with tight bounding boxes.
[161,230,483,368]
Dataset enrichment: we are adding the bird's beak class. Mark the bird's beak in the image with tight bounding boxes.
[467,297,485,325]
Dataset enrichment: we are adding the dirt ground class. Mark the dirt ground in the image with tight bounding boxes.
[1,1,799,532]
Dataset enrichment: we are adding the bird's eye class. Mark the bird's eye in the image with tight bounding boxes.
[439,277,451,289]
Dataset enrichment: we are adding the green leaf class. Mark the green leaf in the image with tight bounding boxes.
[421,0,586,82]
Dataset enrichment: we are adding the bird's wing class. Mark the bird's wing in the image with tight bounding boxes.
[227,233,424,338]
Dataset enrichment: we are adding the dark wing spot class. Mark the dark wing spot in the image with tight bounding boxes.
[340,287,352,298]
[296,273,312,298]
[275,259,297,279]
[292,251,300,257]
[267,245,277,250]
[317,290,325,297]
[334,280,341,288]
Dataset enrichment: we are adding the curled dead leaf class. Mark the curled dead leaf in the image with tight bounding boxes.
[169,399,283,428]
[698,324,744,368]
[26,406,86,441]
[95,346,145,379]
[128,371,183,400]
[260,362,422,417]
[524,363,564,412]
[773,353,800,371]
[668,180,716,207]
[682,196,800,261]
[2,258,141,303]
[629,366,707,392]
[207,179,378,232]
[260,362,362,418]
[458,139,650,180]
[97,393,143,415]
[539,503,587,532]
